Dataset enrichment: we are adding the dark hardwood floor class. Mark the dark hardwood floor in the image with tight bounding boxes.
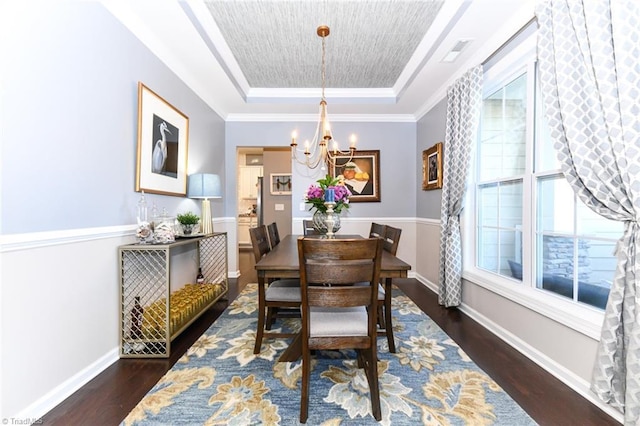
[41,247,619,425]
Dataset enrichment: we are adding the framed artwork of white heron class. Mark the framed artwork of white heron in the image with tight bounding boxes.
[135,82,189,196]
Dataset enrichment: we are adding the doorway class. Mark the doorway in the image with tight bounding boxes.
[236,147,292,250]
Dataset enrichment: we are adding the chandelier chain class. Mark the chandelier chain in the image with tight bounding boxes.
[321,32,326,102]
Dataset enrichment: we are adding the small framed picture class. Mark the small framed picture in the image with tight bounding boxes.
[135,82,189,196]
[423,142,443,190]
[270,173,292,195]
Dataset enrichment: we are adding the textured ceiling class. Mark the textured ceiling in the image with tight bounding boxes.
[204,0,444,88]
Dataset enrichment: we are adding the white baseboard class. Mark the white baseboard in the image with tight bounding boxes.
[14,348,119,422]
[415,273,438,292]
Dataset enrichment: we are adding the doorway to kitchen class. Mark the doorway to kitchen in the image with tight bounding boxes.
[236,147,292,252]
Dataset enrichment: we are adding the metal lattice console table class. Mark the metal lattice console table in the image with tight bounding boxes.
[119,232,228,358]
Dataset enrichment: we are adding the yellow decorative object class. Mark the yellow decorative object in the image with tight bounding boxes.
[141,283,224,339]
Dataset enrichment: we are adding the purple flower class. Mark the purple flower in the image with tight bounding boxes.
[306,185,323,200]
[304,175,351,214]
[333,185,351,202]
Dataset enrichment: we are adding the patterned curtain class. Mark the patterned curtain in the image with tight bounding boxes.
[438,66,482,307]
[536,1,640,423]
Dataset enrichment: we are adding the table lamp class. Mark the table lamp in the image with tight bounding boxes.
[187,173,222,234]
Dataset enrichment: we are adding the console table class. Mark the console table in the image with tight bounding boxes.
[118,232,228,358]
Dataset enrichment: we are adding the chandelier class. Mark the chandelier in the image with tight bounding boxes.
[290,25,356,170]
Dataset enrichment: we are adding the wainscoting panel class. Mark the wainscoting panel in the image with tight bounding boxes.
[416,218,441,286]
[0,220,237,420]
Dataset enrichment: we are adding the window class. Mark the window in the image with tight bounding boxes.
[477,72,527,276]
[472,52,620,312]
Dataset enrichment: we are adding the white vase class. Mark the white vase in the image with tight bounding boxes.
[181,224,195,235]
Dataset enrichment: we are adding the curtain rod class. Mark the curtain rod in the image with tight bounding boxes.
[482,17,537,66]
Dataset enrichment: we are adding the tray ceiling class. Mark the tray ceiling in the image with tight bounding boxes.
[102,0,535,121]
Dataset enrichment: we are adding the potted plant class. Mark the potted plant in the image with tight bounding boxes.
[176,211,200,235]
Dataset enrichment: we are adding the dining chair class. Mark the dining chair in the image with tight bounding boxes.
[369,222,386,239]
[297,237,384,423]
[382,225,402,256]
[303,219,320,236]
[266,222,280,249]
[249,225,301,354]
[379,225,402,352]
[368,223,389,337]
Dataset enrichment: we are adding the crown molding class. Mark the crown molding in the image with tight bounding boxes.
[225,113,416,123]
[246,88,398,104]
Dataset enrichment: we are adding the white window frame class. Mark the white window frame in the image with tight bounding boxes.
[461,32,605,340]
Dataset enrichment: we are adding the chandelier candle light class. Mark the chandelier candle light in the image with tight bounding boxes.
[290,25,357,170]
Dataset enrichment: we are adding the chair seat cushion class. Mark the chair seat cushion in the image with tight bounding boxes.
[265,279,301,302]
[309,306,368,337]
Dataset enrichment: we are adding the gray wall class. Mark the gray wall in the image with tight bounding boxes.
[225,121,417,221]
[263,148,292,238]
[1,2,225,417]
[416,98,447,219]
[1,2,225,235]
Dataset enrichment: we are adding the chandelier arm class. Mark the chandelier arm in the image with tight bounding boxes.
[291,102,324,166]
[326,149,356,168]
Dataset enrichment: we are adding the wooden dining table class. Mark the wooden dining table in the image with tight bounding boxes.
[254,234,412,361]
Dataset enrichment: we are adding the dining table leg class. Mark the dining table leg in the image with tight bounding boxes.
[384,277,396,353]
[253,275,267,354]
[278,332,302,362]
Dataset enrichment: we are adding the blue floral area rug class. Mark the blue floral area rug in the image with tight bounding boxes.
[122,284,536,425]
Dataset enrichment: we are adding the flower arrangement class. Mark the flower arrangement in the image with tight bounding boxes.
[305,175,351,213]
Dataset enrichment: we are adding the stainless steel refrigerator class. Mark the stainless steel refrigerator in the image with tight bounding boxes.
[256,176,264,227]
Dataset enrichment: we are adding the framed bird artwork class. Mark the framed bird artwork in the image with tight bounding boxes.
[135,82,189,196]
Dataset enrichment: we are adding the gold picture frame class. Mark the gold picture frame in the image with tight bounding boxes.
[422,142,443,190]
[135,82,189,196]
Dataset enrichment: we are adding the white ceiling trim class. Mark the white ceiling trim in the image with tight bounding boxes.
[180,0,251,100]
[225,113,417,123]
[413,0,536,120]
[246,88,398,104]
[392,0,466,96]
[101,0,233,119]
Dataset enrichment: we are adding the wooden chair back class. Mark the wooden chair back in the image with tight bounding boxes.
[298,237,383,325]
[249,225,271,263]
[369,222,386,239]
[267,222,280,248]
[303,219,319,236]
[382,225,402,255]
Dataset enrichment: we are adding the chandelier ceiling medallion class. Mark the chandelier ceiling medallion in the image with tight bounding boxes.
[290,25,356,170]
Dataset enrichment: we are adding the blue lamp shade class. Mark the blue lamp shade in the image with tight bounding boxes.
[188,173,222,199]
